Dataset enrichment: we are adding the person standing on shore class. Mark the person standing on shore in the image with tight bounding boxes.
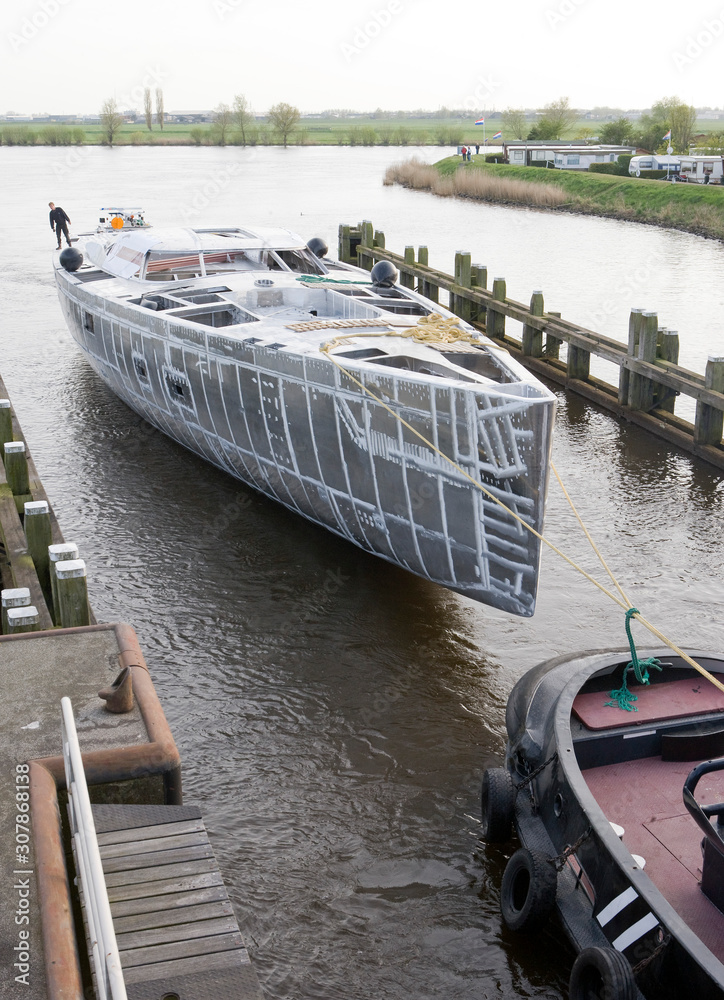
[49,202,71,249]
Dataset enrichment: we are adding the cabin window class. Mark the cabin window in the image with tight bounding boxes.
[83,311,95,335]
[704,162,714,174]
[133,356,148,381]
[532,150,547,160]
[145,251,203,280]
[567,155,580,165]
[512,150,524,161]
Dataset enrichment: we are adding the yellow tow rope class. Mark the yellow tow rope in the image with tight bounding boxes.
[320,320,724,697]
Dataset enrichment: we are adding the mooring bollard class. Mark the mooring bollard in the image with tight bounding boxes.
[487,278,507,339]
[6,605,40,635]
[3,440,29,495]
[2,587,31,634]
[55,558,90,628]
[402,246,415,289]
[48,542,80,625]
[628,311,659,411]
[453,251,473,321]
[619,308,644,405]
[24,500,53,605]
[694,356,724,446]
[523,291,545,358]
[0,400,12,456]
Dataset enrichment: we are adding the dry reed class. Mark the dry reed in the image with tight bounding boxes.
[384,158,569,208]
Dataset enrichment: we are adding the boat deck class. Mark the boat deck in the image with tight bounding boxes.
[584,754,724,962]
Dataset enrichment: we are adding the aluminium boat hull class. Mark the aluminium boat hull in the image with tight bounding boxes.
[54,233,555,614]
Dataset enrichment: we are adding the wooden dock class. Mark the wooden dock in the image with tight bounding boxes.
[94,804,263,999]
[339,221,724,471]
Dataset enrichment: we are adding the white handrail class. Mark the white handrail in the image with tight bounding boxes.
[61,697,127,1000]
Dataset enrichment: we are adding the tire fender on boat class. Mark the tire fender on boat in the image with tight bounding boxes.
[481,767,515,843]
[568,946,637,1000]
[500,847,556,932]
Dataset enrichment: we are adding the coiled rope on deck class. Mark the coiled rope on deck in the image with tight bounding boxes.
[319,325,724,705]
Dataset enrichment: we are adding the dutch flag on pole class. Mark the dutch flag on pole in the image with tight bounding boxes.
[663,129,672,140]
[492,131,502,140]
[475,117,485,125]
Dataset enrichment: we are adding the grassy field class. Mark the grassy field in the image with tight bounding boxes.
[2,114,723,147]
[386,156,724,241]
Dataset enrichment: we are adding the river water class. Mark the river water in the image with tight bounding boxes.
[2,146,724,998]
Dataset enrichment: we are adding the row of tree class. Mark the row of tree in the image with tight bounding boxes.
[501,96,702,153]
[143,88,164,131]
[99,93,301,147]
[210,96,300,146]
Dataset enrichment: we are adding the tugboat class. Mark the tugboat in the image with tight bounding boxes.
[481,646,724,999]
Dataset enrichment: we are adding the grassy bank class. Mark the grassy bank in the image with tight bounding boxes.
[385,156,724,241]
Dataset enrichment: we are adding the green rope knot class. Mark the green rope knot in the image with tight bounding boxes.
[605,608,662,712]
[296,274,373,284]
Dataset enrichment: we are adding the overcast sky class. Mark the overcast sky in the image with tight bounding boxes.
[1,0,721,116]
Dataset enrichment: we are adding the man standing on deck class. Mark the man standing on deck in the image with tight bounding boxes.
[49,202,71,249]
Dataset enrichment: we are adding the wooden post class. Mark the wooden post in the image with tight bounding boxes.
[568,339,591,381]
[628,311,658,411]
[522,291,544,357]
[55,558,91,628]
[694,357,724,446]
[619,308,644,405]
[472,264,487,291]
[338,224,351,264]
[3,441,30,495]
[453,251,472,321]
[358,220,374,270]
[417,246,430,300]
[24,500,53,607]
[402,246,415,289]
[545,311,562,359]
[6,605,40,635]
[487,278,506,339]
[2,587,30,634]
[373,229,385,249]
[0,400,12,456]
[655,328,679,413]
[49,542,80,625]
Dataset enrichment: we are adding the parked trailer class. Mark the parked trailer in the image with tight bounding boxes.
[679,155,724,184]
[628,154,681,177]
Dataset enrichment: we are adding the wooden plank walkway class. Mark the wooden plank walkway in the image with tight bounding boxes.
[90,804,264,1000]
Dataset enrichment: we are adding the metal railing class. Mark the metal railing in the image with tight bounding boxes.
[61,696,127,1000]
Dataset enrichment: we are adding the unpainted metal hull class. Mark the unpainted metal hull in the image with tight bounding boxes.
[56,273,554,615]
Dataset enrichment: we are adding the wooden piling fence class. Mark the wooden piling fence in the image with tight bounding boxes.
[0,376,94,632]
[338,221,724,470]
